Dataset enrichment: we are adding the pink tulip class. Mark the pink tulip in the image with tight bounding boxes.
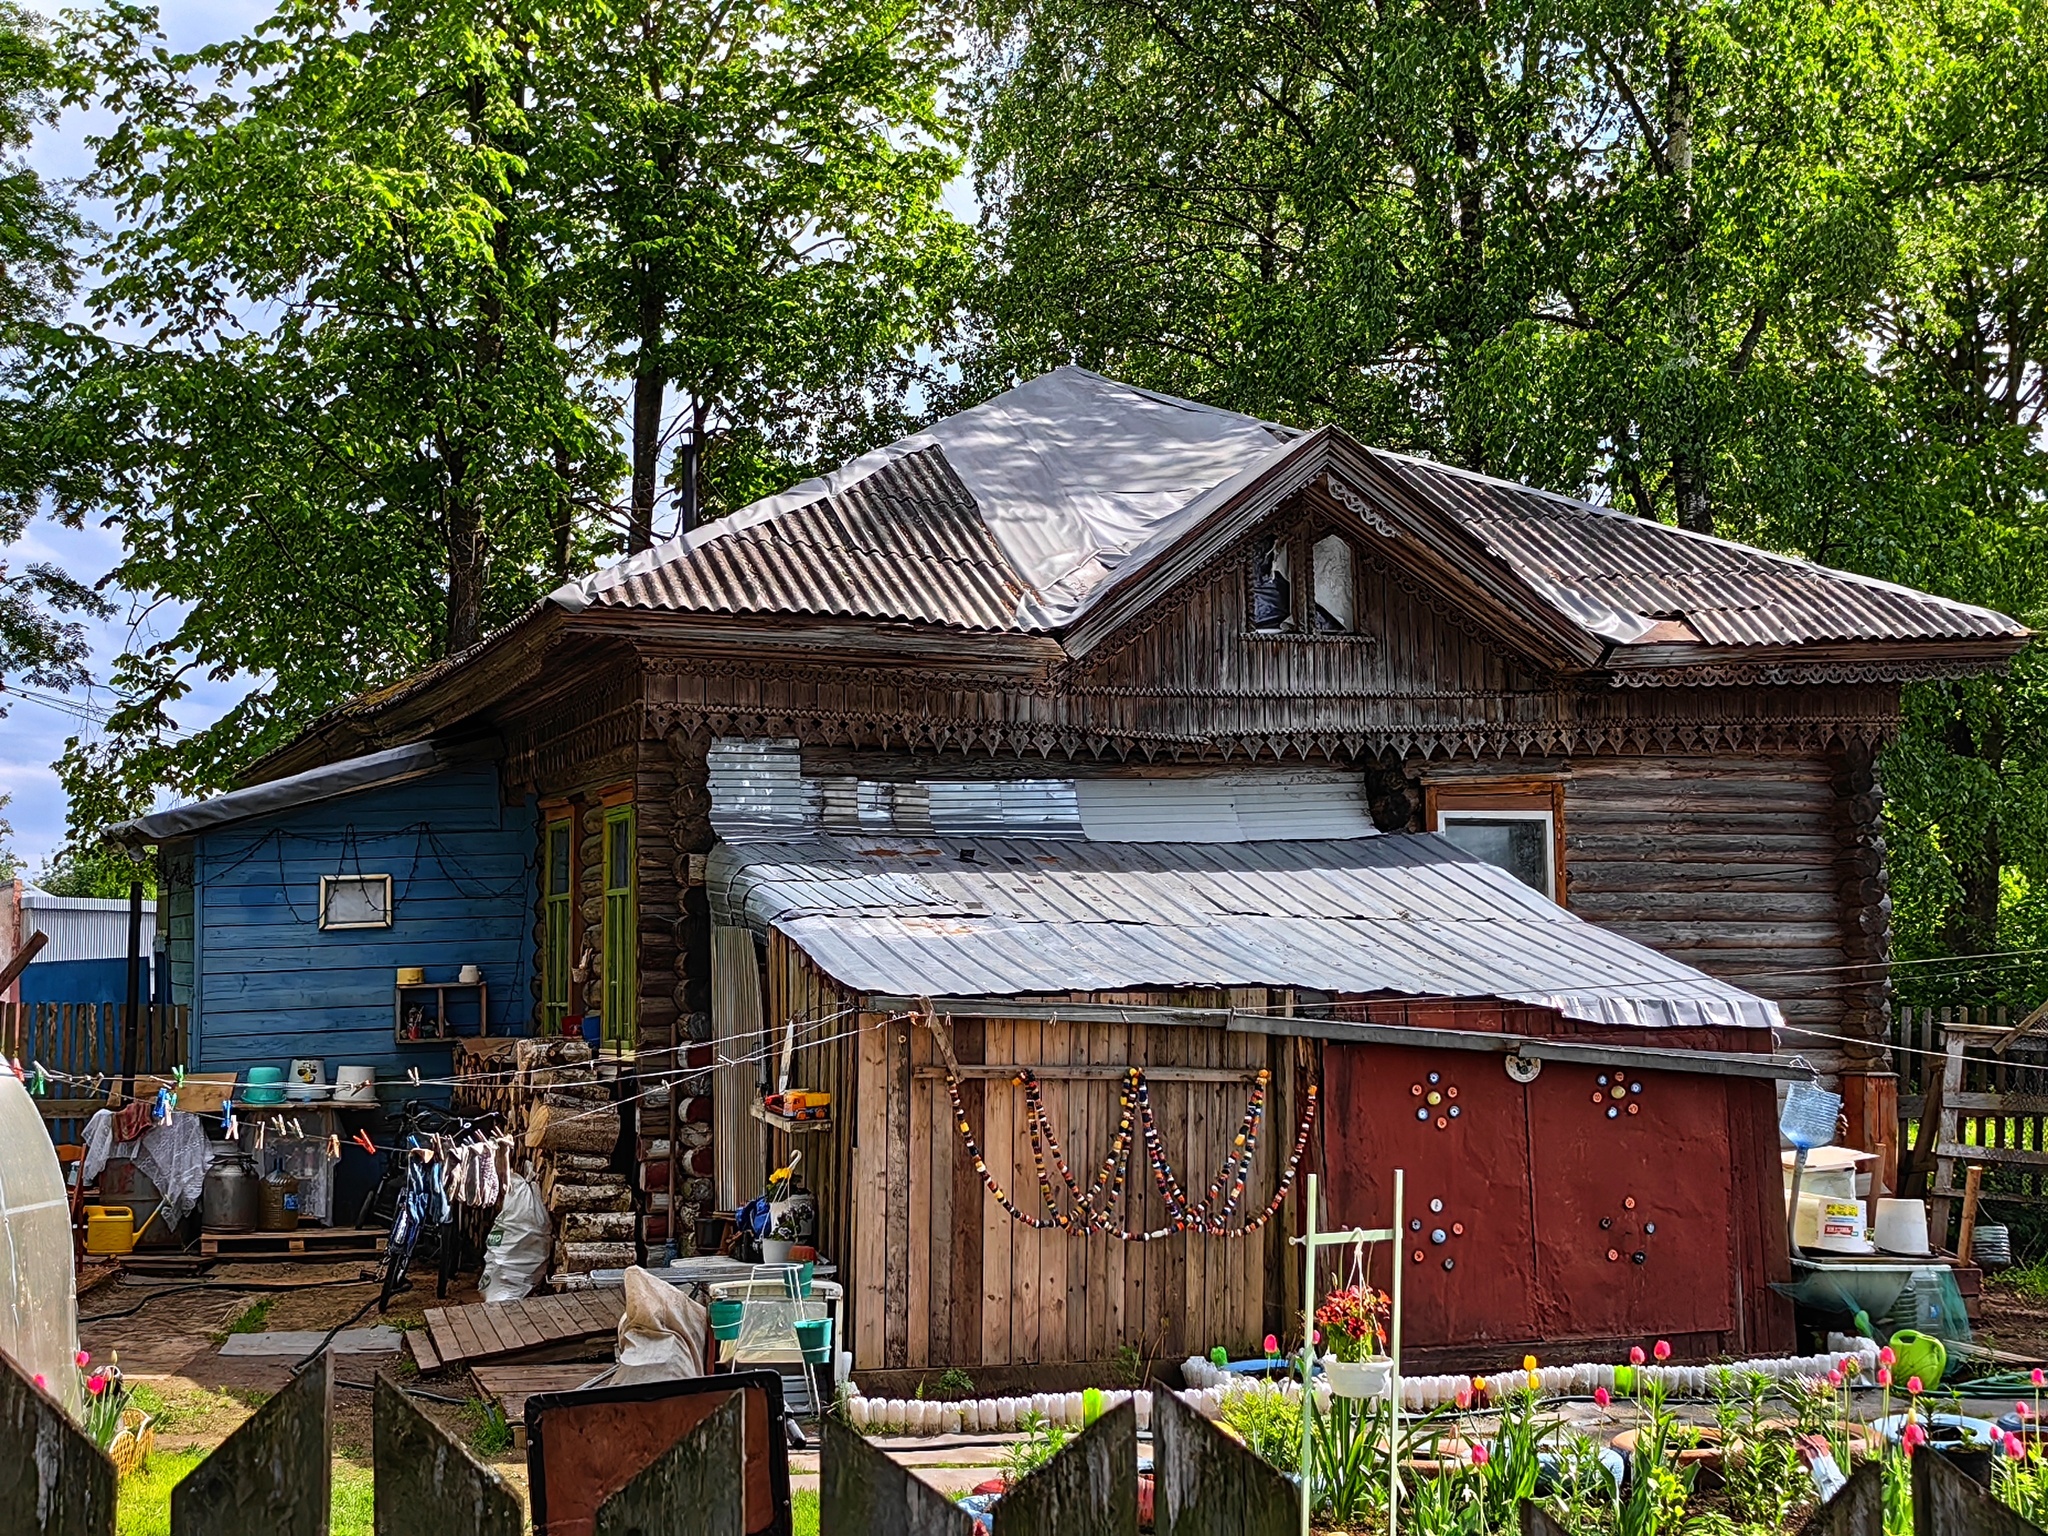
[1629,1346,1646,1366]
[1879,1346,1896,1366]
[1902,1422,1928,1455]
[1827,1369,1843,1388]
[1455,1387,1472,1409]
[2034,1368,2045,1388]
[1653,1340,1671,1361]
[1312,1331,1321,1346]
[1908,1377,1923,1395]
[74,1350,89,1369]
[1878,1367,1892,1387]
[2019,1402,2033,1420]
[86,1374,106,1396]
[1264,1334,1278,1355]
[1594,1387,1611,1408]
[1470,1443,1490,1467]
[2008,1434,2027,1460]
[31,1374,46,1391]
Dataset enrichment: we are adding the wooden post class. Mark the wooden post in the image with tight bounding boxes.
[1153,1384,1292,1536]
[372,1378,521,1536]
[1839,1072,1899,1200]
[0,930,49,997]
[1519,1505,1572,1536]
[992,1400,1138,1536]
[171,1353,331,1536]
[592,1390,744,1536]
[1913,1443,2045,1534]
[1926,1034,1966,1248]
[1796,1462,1883,1535]
[820,1414,975,1535]
[1958,1165,1985,1267]
[0,1350,116,1536]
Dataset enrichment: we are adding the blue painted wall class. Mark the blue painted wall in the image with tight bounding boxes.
[19,956,154,1007]
[187,763,535,1083]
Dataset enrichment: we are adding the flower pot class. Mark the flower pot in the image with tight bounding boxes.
[1610,1425,1725,1470]
[761,1238,794,1265]
[709,1300,745,1341]
[1322,1355,1392,1399]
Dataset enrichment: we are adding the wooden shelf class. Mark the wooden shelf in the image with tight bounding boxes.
[395,980,490,1045]
[750,1101,834,1135]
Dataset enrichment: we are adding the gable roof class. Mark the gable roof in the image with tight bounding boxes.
[553,366,2027,662]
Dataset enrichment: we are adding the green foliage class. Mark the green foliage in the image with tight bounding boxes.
[968,0,2048,1007]
[221,1298,274,1337]
[465,1399,512,1457]
[1110,1343,1143,1387]
[935,1366,976,1398]
[1618,1382,1699,1536]
[1306,1390,1386,1525]
[1216,1382,1302,1475]
[33,844,153,898]
[1997,1445,2048,1525]
[1000,1410,1071,1485]
[1709,1371,1810,1530]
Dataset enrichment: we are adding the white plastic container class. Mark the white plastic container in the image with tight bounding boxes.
[1875,1198,1932,1256]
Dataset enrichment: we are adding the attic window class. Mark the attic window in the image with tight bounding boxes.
[1312,535,1354,632]
[1251,536,1292,631]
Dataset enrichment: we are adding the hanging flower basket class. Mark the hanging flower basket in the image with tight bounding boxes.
[1321,1354,1392,1399]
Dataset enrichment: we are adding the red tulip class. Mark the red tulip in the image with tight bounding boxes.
[1594,1387,1611,1408]
[1455,1387,1473,1409]
[1653,1340,1671,1361]
[1470,1443,1490,1467]
[1629,1346,1646,1366]
[1908,1377,1924,1395]
[74,1350,89,1369]
[86,1374,106,1396]
[2008,1434,2026,1460]
[1877,1367,1892,1387]
[1263,1334,1278,1356]
[1827,1369,1843,1388]
[31,1374,46,1391]
[2034,1368,2045,1388]
[1879,1346,1896,1366]
[2018,1402,2033,1420]
[1901,1422,1928,1455]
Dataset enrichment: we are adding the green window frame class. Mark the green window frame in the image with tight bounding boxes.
[602,804,636,1048]
[542,818,572,1030]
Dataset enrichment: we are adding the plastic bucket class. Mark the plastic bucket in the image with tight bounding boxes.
[709,1300,745,1341]
[794,1318,834,1366]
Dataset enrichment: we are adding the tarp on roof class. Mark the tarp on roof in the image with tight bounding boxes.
[107,741,446,846]
[707,832,1782,1031]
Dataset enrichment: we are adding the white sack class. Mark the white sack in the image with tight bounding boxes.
[480,1173,550,1304]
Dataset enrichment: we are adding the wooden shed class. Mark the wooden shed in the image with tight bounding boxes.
[713,830,1800,1377]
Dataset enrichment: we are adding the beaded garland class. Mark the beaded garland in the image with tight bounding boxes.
[944,1065,1318,1242]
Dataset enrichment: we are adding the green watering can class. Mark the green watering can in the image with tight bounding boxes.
[1887,1329,1947,1390]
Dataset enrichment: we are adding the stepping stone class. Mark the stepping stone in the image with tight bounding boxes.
[217,1327,404,1356]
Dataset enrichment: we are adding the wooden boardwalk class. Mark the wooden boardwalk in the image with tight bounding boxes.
[413,1287,625,1371]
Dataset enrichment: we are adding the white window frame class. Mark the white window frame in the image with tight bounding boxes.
[1434,808,1557,901]
[318,873,394,931]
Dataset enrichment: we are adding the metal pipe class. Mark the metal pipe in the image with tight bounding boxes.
[122,879,144,1099]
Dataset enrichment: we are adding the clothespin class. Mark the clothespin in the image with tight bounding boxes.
[172,1066,185,1089]
[225,1111,239,1139]
[407,1067,421,1087]
[351,1129,378,1156]
[29,1061,47,1096]
[221,1099,235,1131]
[327,1133,341,1161]
[152,1086,172,1123]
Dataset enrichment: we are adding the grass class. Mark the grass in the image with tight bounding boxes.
[216,1297,275,1340]
[464,1398,514,1457]
[793,1487,819,1536]
[118,1452,376,1536]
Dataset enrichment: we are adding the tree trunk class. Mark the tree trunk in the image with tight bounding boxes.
[1941,686,2005,963]
[446,485,485,654]
[552,439,573,584]
[630,276,664,555]
[675,394,707,536]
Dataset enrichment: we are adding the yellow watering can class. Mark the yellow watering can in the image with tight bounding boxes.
[85,1205,136,1256]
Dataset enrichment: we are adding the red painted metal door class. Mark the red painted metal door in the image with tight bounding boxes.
[1322,1043,1539,1350]
[1525,1060,1737,1339]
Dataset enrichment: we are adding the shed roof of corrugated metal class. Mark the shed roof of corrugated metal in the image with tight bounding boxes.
[554,368,2023,651]
[708,832,1781,1031]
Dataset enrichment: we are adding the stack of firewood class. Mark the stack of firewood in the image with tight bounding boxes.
[514,1037,635,1279]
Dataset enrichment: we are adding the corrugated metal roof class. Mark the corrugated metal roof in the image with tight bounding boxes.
[20,891,158,964]
[1368,452,2023,647]
[552,367,2023,654]
[110,742,449,846]
[581,447,1029,631]
[708,833,1780,1031]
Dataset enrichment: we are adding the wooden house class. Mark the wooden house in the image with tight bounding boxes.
[111,367,2029,1366]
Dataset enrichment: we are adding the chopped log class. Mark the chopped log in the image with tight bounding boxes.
[552,1153,614,1173]
[555,1241,636,1272]
[526,1102,620,1155]
[561,1211,637,1243]
[542,1183,634,1214]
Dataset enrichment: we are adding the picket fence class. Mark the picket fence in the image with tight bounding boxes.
[0,1349,2033,1536]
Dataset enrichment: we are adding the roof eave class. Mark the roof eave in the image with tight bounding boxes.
[1601,634,2034,685]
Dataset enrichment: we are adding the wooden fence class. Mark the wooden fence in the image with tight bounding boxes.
[0,1002,189,1134]
[6,1347,2033,1536]
[1890,1005,2048,1218]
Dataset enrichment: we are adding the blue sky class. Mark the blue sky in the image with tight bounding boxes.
[6,0,274,874]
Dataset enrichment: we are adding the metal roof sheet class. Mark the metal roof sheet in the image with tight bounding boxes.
[108,742,448,846]
[708,833,1781,1031]
[553,367,2022,654]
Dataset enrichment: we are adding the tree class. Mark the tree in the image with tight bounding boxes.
[540,0,967,545]
[968,0,2048,1002]
[0,1,109,714]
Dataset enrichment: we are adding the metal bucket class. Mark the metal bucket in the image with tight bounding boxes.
[202,1151,260,1233]
[100,1157,181,1250]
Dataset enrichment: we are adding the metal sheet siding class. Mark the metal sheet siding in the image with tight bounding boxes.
[707,833,1780,1030]
[20,893,158,964]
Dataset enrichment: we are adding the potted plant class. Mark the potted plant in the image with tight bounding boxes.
[1316,1285,1392,1398]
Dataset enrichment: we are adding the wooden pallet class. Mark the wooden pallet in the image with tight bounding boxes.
[471,1364,615,1447]
[198,1226,387,1260]
[422,1287,625,1370]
